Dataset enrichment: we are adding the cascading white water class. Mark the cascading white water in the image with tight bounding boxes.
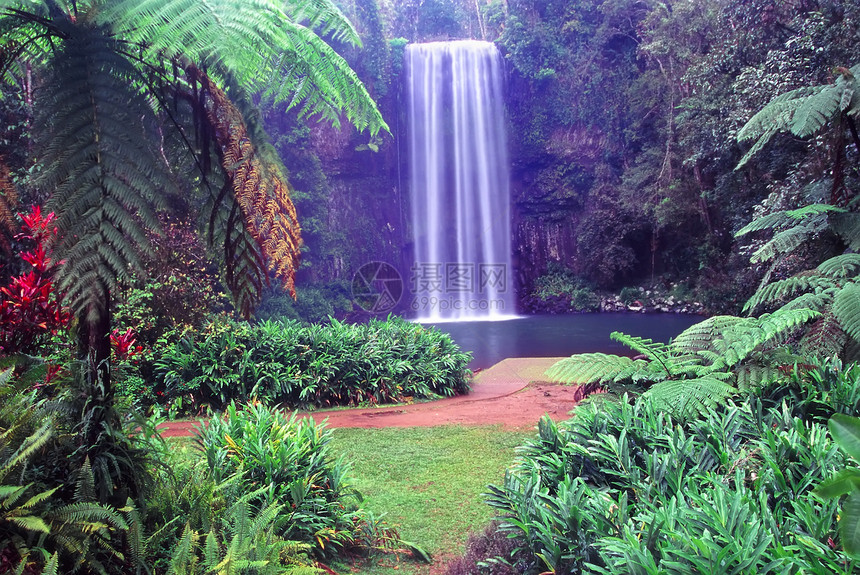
[407,40,515,321]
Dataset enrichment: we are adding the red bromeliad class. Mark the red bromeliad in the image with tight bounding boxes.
[110,327,143,362]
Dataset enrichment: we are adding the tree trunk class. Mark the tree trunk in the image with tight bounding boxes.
[76,288,113,448]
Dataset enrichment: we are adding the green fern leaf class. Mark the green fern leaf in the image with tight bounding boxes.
[41,552,59,575]
[831,213,860,251]
[750,217,828,263]
[833,283,860,343]
[36,24,169,318]
[735,210,792,236]
[791,83,842,137]
[818,253,860,278]
[11,515,50,533]
[743,272,836,313]
[800,312,848,359]
[786,203,846,220]
[735,363,783,391]
[545,353,651,386]
[609,331,683,376]
[736,87,817,141]
[643,376,737,420]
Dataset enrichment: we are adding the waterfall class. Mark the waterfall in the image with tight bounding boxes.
[407,40,515,321]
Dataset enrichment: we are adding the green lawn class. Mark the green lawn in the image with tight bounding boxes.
[328,425,532,575]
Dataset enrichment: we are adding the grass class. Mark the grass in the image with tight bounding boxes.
[327,425,532,575]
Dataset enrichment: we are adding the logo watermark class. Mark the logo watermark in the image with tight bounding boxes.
[351,261,404,314]
[351,261,509,315]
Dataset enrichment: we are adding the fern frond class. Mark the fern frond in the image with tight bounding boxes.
[736,87,818,141]
[42,552,59,575]
[735,363,783,391]
[817,253,860,278]
[73,457,96,503]
[192,70,302,311]
[831,212,860,251]
[51,501,129,532]
[608,331,690,377]
[670,316,747,354]
[791,82,843,137]
[749,215,828,264]
[733,204,838,238]
[0,154,17,250]
[833,283,860,343]
[735,209,793,236]
[743,272,837,313]
[643,376,737,420]
[786,203,846,220]
[0,420,52,482]
[36,23,169,318]
[800,312,848,360]
[167,523,200,575]
[545,353,652,386]
[102,0,386,136]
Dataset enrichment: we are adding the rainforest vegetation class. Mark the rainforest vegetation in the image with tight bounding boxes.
[1,0,860,573]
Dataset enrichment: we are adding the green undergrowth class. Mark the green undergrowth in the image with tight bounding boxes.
[326,426,532,574]
[150,316,471,416]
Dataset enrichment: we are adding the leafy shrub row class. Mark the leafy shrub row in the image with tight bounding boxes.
[154,316,471,414]
[477,361,860,574]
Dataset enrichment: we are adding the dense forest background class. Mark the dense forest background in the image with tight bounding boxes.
[4,0,860,320]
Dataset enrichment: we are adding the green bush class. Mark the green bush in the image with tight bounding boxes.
[155,316,471,414]
[485,379,859,574]
[195,401,400,558]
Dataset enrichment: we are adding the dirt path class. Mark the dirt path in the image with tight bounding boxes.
[157,357,586,437]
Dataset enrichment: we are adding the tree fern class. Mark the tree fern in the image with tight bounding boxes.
[547,306,820,419]
[0,0,387,388]
[100,0,386,135]
[545,353,650,387]
[0,154,17,250]
[749,213,829,264]
[642,375,737,421]
[801,312,848,360]
[833,283,860,343]
[34,22,168,319]
[736,63,860,169]
[791,82,844,137]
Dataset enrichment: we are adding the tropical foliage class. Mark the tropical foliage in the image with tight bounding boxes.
[152,316,471,414]
[0,0,387,390]
[195,401,411,559]
[484,360,860,574]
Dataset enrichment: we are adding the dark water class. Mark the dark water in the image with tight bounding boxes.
[427,313,703,370]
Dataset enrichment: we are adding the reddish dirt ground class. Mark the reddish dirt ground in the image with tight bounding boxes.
[157,357,586,437]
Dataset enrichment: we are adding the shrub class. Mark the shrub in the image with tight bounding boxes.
[484,384,858,574]
[195,401,398,557]
[0,207,71,358]
[155,316,471,414]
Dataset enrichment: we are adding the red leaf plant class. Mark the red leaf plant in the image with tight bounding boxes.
[0,206,71,357]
